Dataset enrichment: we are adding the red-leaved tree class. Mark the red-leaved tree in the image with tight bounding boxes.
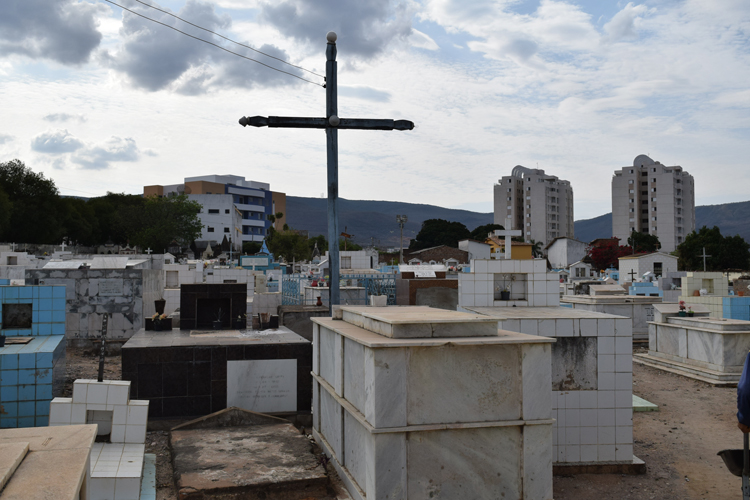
[588,241,633,271]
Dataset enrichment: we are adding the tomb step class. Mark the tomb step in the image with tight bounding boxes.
[633,354,739,387]
[338,305,499,338]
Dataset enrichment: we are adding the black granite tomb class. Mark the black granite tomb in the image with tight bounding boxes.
[180,284,247,330]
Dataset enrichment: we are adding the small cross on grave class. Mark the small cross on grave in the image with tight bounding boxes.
[10,242,16,252]
[97,314,109,382]
[239,32,414,314]
[145,248,153,255]
[60,240,67,252]
[628,269,638,282]
[699,247,711,272]
[493,217,522,260]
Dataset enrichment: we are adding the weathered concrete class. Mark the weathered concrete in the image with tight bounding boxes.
[415,286,458,310]
[278,305,330,341]
[170,423,329,500]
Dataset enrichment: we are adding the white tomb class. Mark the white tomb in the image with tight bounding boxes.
[312,306,555,500]
[460,258,637,466]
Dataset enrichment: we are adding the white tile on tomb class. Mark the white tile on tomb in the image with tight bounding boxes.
[114,478,141,500]
[520,320,538,335]
[522,344,552,420]
[581,444,598,462]
[598,391,615,409]
[558,446,566,463]
[580,319,597,337]
[88,404,106,411]
[598,337,615,355]
[598,355,615,373]
[73,381,88,403]
[565,392,580,409]
[91,477,116,500]
[49,399,73,425]
[580,409,597,427]
[580,392,597,409]
[475,260,488,273]
[616,373,633,391]
[87,383,109,404]
[111,425,126,443]
[474,295,489,307]
[565,409,580,427]
[598,409,615,427]
[615,355,632,373]
[556,319,574,337]
[523,425,553,500]
[598,319,615,336]
[124,425,146,444]
[615,337,632,355]
[598,426,615,445]
[112,405,128,426]
[615,409,633,426]
[539,320,555,337]
[557,408,566,427]
[615,444,634,461]
[71,403,87,424]
[565,445,581,463]
[504,319,520,332]
[312,326,320,376]
[107,384,130,405]
[599,373,615,390]
[598,444,616,461]
[462,281,475,294]
[615,391,632,408]
[616,426,633,444]
[565,427,580,446]
[581,428,598,446]
[615,319,632,337]
[546,281,559,295]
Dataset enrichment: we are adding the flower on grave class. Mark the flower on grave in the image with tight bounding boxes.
[688,307,693,313]
[679,300,686,311]
[151,313,167,322]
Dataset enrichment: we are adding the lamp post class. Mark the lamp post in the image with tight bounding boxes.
[396,215,408,264]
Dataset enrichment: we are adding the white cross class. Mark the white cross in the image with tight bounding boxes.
[60,241,67,252]
[10,242,16,251]
[145,248,153,255]
[699,247,711,272]
[493,217,522,260]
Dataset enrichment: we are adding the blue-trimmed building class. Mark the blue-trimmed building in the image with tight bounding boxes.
[144,175,286,248]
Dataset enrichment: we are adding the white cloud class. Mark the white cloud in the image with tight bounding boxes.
[31,129,84,154]
[602,3,649,42]
[410,29,439,51]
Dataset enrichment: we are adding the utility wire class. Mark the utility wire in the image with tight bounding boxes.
[102,0,324,87]
[130,0,325,79]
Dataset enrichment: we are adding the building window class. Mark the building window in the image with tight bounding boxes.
[641,182,647,186]
[207,227,214,232]
[224,228,230,232]
[651,188,657,192]
[208,209,219,214]
[225,209,230,214]
[629,208,634,213]
[628,179,634,184]
[629,199,634,203]
[629,169,634,174]
[629,189,634,194]
[641,191,647,195]
[652,178,657,182]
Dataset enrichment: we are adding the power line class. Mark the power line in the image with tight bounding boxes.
[102,0,325,87]
[129,0,325,79]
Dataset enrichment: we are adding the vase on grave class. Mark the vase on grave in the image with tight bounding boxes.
[233,317,245,330]
[212,320,222,330]
[155,299,166,315]
[678,310,687,317]
[500,290,511,301]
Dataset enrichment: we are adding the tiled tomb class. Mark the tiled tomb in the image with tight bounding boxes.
[561,294,661,341]
[312,306,555,500]
[460,259,637,466]
[634,303,750,385]
[0,284,67,428]
[50,379,149,500]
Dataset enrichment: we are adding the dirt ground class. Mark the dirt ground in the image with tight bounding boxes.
[65,347,745,500]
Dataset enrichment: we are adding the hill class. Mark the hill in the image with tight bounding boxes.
[286,197,493,248]
[286,196,750,249]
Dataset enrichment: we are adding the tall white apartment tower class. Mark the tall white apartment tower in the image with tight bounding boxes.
[612,155,695,253]
[493,166,574,247]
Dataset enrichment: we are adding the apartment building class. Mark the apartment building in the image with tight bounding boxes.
[144,174,287,247]
[612,155,695,253]
[493,166,574,247]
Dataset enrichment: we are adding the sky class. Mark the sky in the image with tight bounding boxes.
[1,0,749,220]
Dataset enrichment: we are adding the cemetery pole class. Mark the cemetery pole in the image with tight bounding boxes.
[238,31,414,314]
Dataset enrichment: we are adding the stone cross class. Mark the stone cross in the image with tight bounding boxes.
[699,247,711,272]
[239,32,414,313]
[60,240,67,252]
[628,269,638,282]
[10,242,16,251]
[493,217,522,260]
[145,248,153,255]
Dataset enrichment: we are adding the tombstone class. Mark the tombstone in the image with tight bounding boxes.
[0,283,67,428]
[121,283,312,420]
[312,306,554,500]
[458,258,641,469]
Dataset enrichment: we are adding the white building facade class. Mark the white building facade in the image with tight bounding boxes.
[612,155,695,253]
[494,166,574,248]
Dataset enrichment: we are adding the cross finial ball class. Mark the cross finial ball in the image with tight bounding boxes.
[327,31,337,43]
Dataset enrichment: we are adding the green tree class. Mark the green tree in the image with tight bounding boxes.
[627,230,661,253]
[267,229,309,262]
[308,234,328,253]
[528,239,544,258]
[469,223,503,241]
[86,193,146,245]
[242,242,262,254]
[0,185,11,239]
[409,219,470,250]
[676,226,750,271]
[121,194,203,252]
[59,197,96,246]
[0,159,63,243]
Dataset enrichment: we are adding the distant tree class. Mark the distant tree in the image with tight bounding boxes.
[87,193,146,245]
[0,159,63,243]
[308,234,328,254]
[121,194,203,252]
[267,229,309,262]
[528,239,544,258]
[0,185,11,239]
[339,238,362,251]
[409,219,470,250]
[588,240,633,270]
[676,226,750,271]
[59,197,96,246]
[469,223,503,241]
[242,242,262,254]
[627,230,661,253]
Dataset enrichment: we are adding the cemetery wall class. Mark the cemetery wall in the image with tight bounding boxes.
[25,268,163,347]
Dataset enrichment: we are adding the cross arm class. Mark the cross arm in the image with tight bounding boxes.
[239,115,414,131]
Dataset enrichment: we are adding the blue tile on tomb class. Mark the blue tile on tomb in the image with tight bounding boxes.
[19,354,35,369]
[39,311,52,323]
[36,384,52,400]
[1,386,18,402]
[18,401,34,417]
[17,416,34,428]
[39,287,52,299]
[36,400,50,416]
[2,402,17,418]
[53,287,66,298]
[19,288,32,299]
[0,418,16,428]
[35,415,48,426]
[18,385,35,401]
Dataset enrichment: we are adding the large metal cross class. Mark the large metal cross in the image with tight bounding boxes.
[239,31,414,312]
